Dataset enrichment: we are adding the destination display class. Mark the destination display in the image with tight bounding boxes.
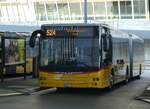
[42,26,98,38]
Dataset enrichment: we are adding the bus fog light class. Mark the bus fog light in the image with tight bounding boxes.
[93,78,96,81]
[96,78,100,81]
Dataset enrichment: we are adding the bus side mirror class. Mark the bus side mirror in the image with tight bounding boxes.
[101,34,108,52]
[29,30,43,48]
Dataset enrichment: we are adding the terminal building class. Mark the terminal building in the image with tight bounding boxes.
[0,0,149,23]
[0,0,150,108]
[0,0,150,31]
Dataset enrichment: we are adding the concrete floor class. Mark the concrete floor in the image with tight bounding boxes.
[0,72,150,109]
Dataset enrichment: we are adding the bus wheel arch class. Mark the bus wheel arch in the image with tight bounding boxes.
[109,68,115,89]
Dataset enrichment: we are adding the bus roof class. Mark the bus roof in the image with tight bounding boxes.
[41,23,110,28]
[129,34,144,42]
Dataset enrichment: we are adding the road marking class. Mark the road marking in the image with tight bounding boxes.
[0,92,23,97]
[30,88,57,95]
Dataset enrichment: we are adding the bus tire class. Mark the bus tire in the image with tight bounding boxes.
[136,64,142,79]
[124,65,129,84]
[124,79,128,85]
[136,75,141,79]
[109,76,113,89]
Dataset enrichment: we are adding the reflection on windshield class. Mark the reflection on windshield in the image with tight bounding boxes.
[40,37,100,72]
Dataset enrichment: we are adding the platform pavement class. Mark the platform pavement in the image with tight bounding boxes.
[0,70,150,98]
[0,77,39,96]
[0,76,38,87]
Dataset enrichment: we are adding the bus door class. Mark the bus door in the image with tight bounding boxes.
[101,27,112,68]
[100,27,113,85]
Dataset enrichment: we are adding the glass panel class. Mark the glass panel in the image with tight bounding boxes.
[34,2,47,21]
[87,2,93,15]
[0,6,2,18]
[40,38,99,72]
[18,4,26,22]
[120,1,132,19]
[58,3,69,20]
[1,5,9,22]
[12,5,19,22]
[107,1,119,19]
[5,39,25,65]
[81,2,94,20]
[134,16,146,19]
[7,5,14,22]
[46,3,58,20]
[133,0,146,18]
[94,2,106,19]
[23,4,30,21]
[26,38,39,58]
[70,3,81,20]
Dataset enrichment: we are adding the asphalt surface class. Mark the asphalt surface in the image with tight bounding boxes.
[0,72,150,109]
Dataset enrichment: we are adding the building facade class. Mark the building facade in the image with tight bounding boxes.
[0,0,149,23]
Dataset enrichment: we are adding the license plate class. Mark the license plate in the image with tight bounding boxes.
[64,83,72,88]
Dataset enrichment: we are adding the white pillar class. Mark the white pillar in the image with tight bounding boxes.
[105,0,108,20]
[55,0,60,21]
[67,0,71,20]
[131,0,134,19]
[92,0,95,20]
[145,0,149,19]
[118,0,121,19]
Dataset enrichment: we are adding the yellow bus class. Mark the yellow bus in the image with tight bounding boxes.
[29,24,144,89]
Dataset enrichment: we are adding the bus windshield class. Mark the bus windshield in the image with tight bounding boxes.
[40,37,100,72]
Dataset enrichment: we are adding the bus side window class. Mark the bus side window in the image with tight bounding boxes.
[101,33,109,52]
[101,33,112,65]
